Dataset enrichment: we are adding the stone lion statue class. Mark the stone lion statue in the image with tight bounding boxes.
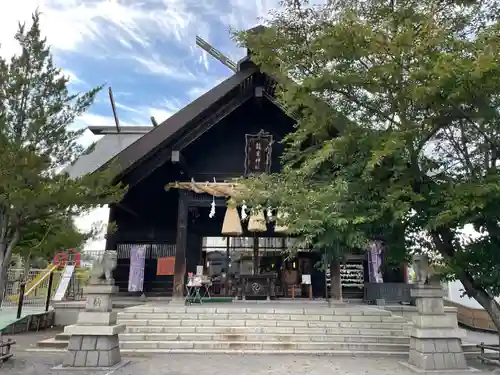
[90,250,118,284]
[413,253,431,284]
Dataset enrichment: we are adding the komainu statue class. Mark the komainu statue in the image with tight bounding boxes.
[413,253,431,285]
[90,250,118,284]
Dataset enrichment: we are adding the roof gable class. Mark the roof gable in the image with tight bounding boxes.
[110,68,257,180]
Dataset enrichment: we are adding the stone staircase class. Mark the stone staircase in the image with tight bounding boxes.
[37,302,480,356]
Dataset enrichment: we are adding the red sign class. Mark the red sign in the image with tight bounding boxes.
[157,257,175,276]
[53,249,81,268]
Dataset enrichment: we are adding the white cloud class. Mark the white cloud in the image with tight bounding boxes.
[132,54,196,81]
[0,0,284,75]
[64,70,87,86]
[75,205,109,251]
[0,0,288,252]
[187,78,225,99]
[149,108,175,123]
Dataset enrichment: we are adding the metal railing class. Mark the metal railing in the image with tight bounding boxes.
[478,341,500,366]
[1,267,91,318]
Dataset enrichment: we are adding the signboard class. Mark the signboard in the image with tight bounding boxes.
[157,256,175,276]
[128,245,146,292]
[244,130,273,175]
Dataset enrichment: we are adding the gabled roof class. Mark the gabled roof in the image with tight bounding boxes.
[65,126,153,179]
[109,68,258,179]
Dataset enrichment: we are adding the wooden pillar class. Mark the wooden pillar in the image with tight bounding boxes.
[330,258,342,300]
[252,234,259,275]
[173,192,188,298]
[105,204,118,251]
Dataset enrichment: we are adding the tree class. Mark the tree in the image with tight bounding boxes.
[234,0,500,328]
[14,214,92,273]
[0,12,125,301]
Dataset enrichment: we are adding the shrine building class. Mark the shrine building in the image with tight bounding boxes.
[67,33,408,303]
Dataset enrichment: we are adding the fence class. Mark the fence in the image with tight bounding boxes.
[1,267,90,315]
[478,341,500,366]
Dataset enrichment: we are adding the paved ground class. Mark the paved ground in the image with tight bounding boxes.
[2,330,500,375]
[3,350,500,375]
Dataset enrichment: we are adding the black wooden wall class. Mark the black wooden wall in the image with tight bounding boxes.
[111,97,295,294]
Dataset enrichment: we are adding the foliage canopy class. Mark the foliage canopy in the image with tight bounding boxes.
[234,0,500,326]
[0,12,124,298]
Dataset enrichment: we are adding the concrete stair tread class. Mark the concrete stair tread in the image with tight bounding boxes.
[118,340,410,351]
[117,319,408,327]
[119,340,406,345]
[25,347,409,356]
[122,308,393,316]
[122,348,409,356]
[37,338,68,347]
[119,333,409,341]
[24,347,483,358]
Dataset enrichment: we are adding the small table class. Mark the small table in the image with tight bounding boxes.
[200,281,211,299]
[185,283,203,305]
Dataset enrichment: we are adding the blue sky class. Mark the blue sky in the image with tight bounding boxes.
[0,0,282,249]
[0,0,282,147]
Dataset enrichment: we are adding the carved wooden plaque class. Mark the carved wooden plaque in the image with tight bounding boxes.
[244,130,273,175]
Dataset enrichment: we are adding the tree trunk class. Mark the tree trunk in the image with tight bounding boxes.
[330,258,342,300]
[431,228,500,333]
[459,272,500,332]
[0,230,21,304]
[0,242,7,303]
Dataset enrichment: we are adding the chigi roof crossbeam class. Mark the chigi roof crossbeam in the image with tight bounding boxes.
[196,36,237,73]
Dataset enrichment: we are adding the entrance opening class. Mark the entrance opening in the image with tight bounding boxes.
[201,236,326,298]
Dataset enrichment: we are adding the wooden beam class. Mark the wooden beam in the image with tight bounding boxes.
[108,87,121,134]
[121,90,252,189]
[173,192,188,299]
[150,116,158,127]
[116,202,140,218]
[170,89,253,151]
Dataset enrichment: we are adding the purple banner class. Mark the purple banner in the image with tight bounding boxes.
[128,245,146,292]
[368,241,384,283]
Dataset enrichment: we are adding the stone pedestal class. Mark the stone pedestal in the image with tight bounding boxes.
[403,284,468,372]
[62,283,126,368]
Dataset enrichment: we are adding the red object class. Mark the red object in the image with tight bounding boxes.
[157,257,175,276]
[53,249,81,268]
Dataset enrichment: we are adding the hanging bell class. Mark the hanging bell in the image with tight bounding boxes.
[221,206,243,236]
[274,210,289,234]
[248,209,267,232]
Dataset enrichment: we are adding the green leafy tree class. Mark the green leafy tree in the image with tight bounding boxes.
[234,0,500,328]
[0,12,125,301]
[15,214,93,273]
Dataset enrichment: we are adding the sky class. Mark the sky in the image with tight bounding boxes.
[0,0,282,250]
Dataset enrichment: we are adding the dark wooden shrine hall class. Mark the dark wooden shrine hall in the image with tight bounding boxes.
[70,39,407,302]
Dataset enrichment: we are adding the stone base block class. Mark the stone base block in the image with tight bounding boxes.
[76,311,117,326]
[64,323,125,336]
[409,337,468,370]
[63,334,122,368]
